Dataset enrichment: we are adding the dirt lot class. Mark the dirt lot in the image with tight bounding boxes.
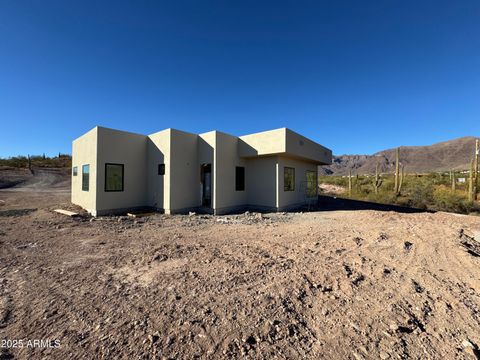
[0,167,70,191]
[1,175,480,359]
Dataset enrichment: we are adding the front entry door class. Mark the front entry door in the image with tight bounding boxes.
[201,164,212,207]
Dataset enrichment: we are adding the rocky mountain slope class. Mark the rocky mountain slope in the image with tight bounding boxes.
[320,136,478,175]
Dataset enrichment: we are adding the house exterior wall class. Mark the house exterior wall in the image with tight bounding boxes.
[245,156,278,210]
[239,128,286,157]
[213,132,248,214]
[71,127,98,213]
[169,129,199,213]
[147,129,170,210]
[95,127,148,215]
[285,128,332,165]
[277,156,318,210]
[198,131,216,209]
[72,126,331,216]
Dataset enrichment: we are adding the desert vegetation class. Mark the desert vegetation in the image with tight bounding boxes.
[0,154,71,169]
[320,141,480,215]
[319,172,480,214]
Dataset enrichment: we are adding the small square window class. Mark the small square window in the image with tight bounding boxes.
[105,163,124,192]
[235,166,245,191]
[284,167,295,191]
[72,166,78,176]
[158,164,165,175]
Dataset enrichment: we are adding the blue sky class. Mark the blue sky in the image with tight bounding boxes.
[0,0,479,157]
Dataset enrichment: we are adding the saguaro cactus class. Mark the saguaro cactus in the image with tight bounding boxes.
[451,170,456,193]
[398,165,405,195]
[394,148,400,195]
[474,139,479,200]
[373,164,382,194]
[27,155,33,174]
[348,170,352,197]
[469,158,474,202]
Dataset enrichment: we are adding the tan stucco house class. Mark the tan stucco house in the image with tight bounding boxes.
[71,126,332,216]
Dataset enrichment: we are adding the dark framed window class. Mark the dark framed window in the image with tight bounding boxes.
[284,167,295,191]
[72,166,78,176]
[235,166,245,191]
[82,164,89,191]
[105,163,124,192]
[158,164,165,175]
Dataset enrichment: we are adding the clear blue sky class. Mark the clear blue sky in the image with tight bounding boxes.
[1,0,479,157]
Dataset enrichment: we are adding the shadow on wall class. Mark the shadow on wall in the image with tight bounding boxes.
[316,195,433,214]
[147,137,165,209]
[238,139,258,157]
[198,137,215,208]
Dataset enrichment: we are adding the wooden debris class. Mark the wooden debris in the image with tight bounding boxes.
[127,212,156,218]
[54,209,78,217]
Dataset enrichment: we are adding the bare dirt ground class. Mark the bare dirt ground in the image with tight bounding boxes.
[1,170,480,359]
[0,167,70,192]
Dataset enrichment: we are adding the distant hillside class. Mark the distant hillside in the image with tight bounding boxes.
[320,136,478,175]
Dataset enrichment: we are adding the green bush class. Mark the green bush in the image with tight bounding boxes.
[403,177,434,209]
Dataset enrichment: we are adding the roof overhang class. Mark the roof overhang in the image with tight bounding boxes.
[238,128,332,165]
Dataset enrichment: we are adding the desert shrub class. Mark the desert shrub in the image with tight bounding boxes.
[0,154,71,168]
[365,191,397,205]
[403,179,434,209]
[319,172,479,215]
[432,187,480,214]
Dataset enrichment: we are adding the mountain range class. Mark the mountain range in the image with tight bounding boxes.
[319,136,478,175]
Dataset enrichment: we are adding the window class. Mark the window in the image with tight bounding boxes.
[105,163,124,192]
[72,166,78,176]
[306,170,317,197]
[235,166,245,191]
[82,165,89,191]
[284,167,295,191]
[158,164,165,175]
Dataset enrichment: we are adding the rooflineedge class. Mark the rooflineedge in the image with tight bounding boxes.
[74,126,332,164]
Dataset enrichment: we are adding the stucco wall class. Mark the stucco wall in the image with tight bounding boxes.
[239,128,286,157]
[95,127,148,213]
[169,129,199,212]
[198,131,216,209]
[71,127,98,213]
[147,129,170,210]
[214,132,247,212]
[285,129,332,165]
[239,128,332,166]
[277,156,318,209]
[245,156,277,209]
[72,126,328,215]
